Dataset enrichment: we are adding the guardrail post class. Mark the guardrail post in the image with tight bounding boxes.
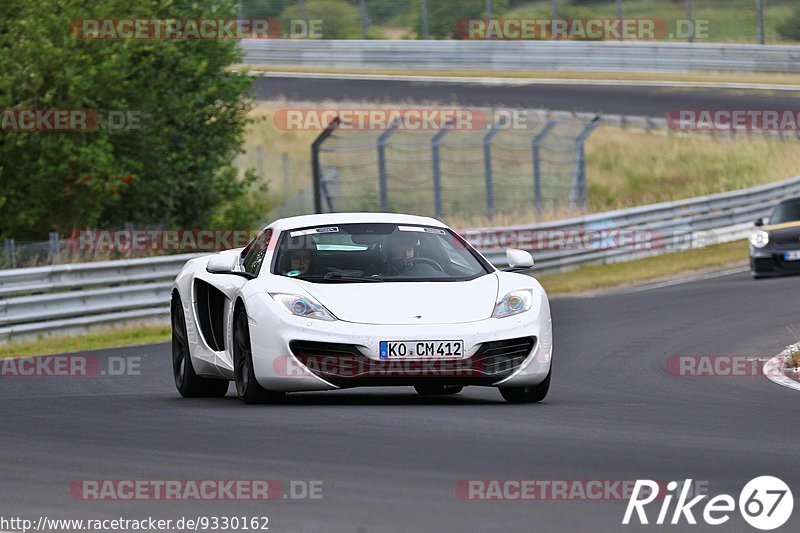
[483,117,506,220]
[311,116,340,214]
[431,121,454,219]
[532,120,557,214]
[571,116,603,209]
[377,119,400,212]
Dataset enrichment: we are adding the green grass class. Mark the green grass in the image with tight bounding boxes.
[535,239,748,295]
[1,324,170,359]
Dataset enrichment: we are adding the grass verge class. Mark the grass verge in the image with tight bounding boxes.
[536,239,748,296]
[0,324,170,359]
[240,66,800,88]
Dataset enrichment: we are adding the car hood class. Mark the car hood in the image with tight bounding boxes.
[298,274,499,325]
[766,222,800,245]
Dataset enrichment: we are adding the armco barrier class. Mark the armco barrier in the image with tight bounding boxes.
[241,40,800,74]
[2,176,799,341]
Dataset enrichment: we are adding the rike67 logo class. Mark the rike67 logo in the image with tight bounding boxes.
[623,476,793,530]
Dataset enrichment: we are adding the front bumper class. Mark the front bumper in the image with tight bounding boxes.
[750,249,800,277]
[245,293,552,392]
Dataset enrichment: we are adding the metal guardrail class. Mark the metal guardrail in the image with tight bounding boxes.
[2,175,799,341]
[241,39,800,73]
[0,254,204,340]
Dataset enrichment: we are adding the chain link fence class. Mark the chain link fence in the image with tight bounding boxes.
[312,112,602,220]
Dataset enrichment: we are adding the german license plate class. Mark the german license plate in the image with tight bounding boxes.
[379,340,465,360]
[785,251,800,261]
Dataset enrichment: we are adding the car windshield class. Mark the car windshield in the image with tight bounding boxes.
[770,199,800,225]
[273,223,490,282]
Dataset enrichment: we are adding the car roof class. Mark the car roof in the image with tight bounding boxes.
[266,212,448,232]
[777,196,800,205]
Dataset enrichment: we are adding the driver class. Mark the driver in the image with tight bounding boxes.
[385,232,417,275]
[282,236,317,276]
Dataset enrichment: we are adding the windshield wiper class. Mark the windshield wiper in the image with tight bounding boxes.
[293,273,383,283]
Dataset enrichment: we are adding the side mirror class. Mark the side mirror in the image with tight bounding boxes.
[754,218,764,227]
[504,248,534,271]
[206,254,255,279]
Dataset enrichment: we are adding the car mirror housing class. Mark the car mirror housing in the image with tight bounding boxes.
[206,254,253,279]
[504,248,534,271]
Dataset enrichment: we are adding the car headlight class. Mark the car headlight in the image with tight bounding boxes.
[269,293,337,321]
[493,289,533,318]
[750,230,769,248]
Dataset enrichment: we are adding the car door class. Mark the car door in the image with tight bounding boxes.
[192,229,272,375]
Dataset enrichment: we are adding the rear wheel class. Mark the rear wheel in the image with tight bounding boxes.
[171,295,229,398]
[414,384,463,395]
[234,309,285,405]
[499,369,550,404]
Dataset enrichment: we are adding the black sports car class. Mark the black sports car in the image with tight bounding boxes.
[750,197,800,278]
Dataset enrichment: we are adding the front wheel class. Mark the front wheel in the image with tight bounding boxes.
[171,296,229,398]
[234,309,285,405]
[498,368,550,403]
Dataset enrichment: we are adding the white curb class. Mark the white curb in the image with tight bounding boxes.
[763,344,800,392]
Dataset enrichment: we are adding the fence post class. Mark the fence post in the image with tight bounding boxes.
[483,118,505,220]
[49,232,60,265]
[532,120,557,214]
[377,119,400,212]
[359,0,369,38]
[255,146,264,182]
[311,116,340,214]
[685,0,693,43]
[4,238,16,269]
[282,151,290,195]
[756,0,764,45]
[431,122,453,219]
[571,116,603,209]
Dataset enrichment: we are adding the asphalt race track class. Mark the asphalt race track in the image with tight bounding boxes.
[252,76,800,117]
[1,270,797,532]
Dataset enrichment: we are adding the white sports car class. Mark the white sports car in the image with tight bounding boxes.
[171,213,553,404]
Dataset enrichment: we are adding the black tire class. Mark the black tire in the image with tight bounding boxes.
[171,295,229,398]
[414,384,463,395]
[499,368,551,404]
[234,309,285,405]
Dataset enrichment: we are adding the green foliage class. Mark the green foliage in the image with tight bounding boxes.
[412,0,509,39]
[280,0,362,39]
[776,8,800,40]
[0,0,257,240]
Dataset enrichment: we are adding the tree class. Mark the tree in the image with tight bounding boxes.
[0,0,256,240]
